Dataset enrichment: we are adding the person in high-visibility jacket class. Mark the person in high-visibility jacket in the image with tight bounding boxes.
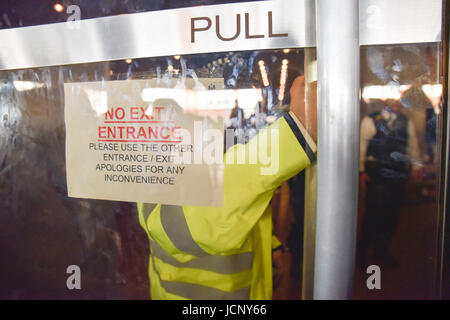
[137,75,317,300]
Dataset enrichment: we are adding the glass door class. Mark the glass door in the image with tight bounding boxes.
[355,42,444,299]
[0,0,316,300]
[0,0,447,300]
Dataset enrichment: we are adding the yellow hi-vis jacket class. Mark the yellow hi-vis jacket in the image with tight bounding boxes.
[137,112,316,300]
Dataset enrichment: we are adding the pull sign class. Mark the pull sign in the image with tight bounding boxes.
[190,11,288,43]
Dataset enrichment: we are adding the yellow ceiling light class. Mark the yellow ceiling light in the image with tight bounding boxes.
[53,3,64,12]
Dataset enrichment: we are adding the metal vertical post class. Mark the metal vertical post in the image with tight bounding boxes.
[314,0,360,299]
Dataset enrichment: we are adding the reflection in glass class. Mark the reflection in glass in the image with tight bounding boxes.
[356,44,442,299]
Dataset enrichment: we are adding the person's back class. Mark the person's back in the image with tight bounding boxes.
[138,75,317,299]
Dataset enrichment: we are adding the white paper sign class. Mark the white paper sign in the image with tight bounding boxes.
[64,79,225,206]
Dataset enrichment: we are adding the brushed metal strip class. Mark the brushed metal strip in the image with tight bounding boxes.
[360,0,442,46]
[0,0,312,71]
[0,0,442,71]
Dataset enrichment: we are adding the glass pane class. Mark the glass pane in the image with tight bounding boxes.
[355,43,443,299]
[0,48,316,299]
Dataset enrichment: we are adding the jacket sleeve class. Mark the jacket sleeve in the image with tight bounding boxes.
[180,111,316,254]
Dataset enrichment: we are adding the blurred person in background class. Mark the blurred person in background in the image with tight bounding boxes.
[357,96,421,267]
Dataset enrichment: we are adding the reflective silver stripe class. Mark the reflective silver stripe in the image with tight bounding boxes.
[151,255,250,300]
[150,240,253,275]
[160,279,251,300]
[142,203,157,222]
[159,205,208,256]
